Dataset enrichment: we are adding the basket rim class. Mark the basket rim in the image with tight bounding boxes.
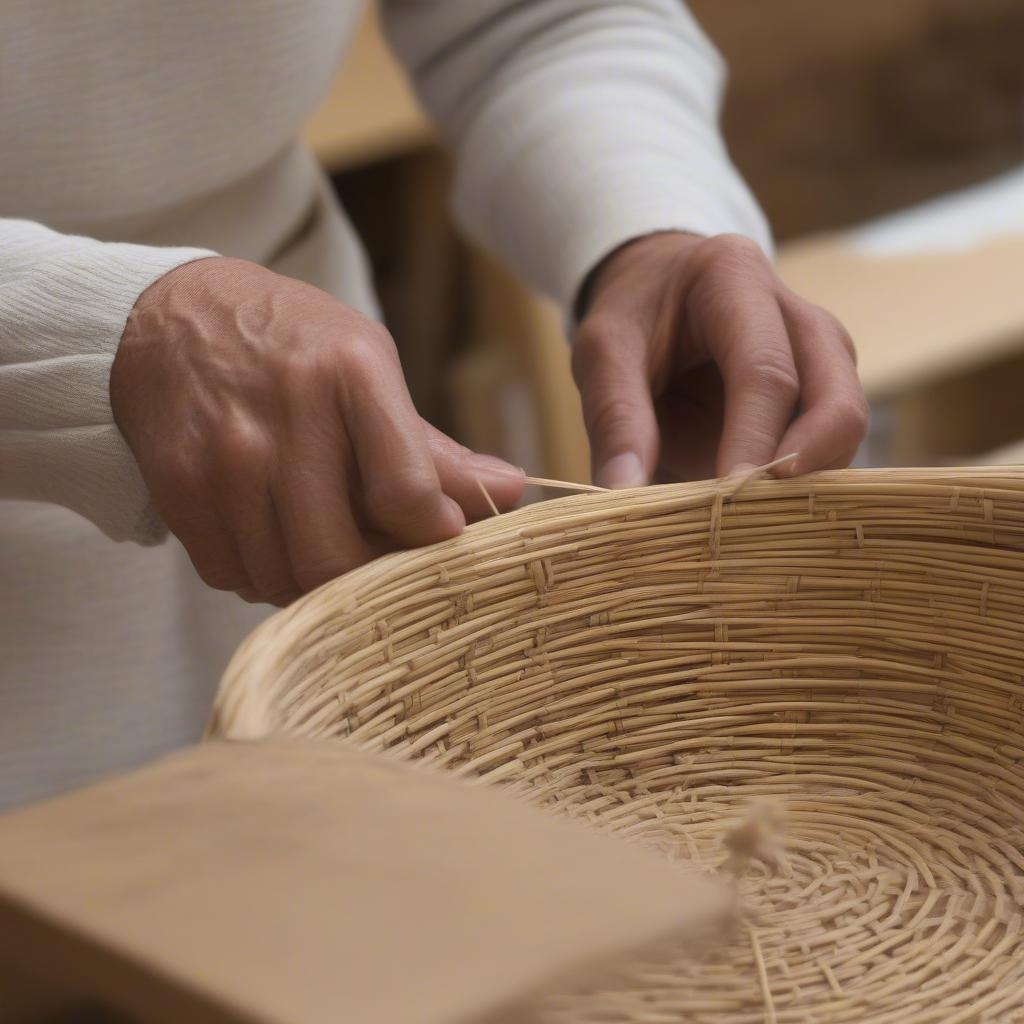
[209,464,1024,741]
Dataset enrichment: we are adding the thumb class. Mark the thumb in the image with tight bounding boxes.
[422,422,526,520]
[571,323,658,489]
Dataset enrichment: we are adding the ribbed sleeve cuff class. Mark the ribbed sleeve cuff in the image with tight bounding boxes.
[436,2,774,316]
[0,221,216,543]
[453,123,773,315]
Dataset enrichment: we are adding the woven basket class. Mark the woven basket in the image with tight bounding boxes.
[210,467,1024,1022]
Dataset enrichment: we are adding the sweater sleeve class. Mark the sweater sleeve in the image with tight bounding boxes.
[381,0,772,313]
[0,219,215,543]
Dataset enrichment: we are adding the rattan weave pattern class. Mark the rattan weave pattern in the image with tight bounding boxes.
[211,467,1024,1022]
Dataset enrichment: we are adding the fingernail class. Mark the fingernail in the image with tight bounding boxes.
[773,452,800,476]
[441,494,467,534]
[596,452,645,489]
[469,453,525,478]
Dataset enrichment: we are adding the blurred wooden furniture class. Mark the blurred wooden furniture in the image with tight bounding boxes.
[776,171,1024,464]
[452,252,589,485]
[977,437,1024,464]
[694,0,1024,241]
[778,235,1024,399]
[302,5,430,169]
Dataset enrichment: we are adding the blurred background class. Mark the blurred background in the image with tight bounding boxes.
[312,0,1024,481]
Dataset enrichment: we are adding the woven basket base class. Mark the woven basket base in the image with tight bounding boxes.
[531,757,1024,1022]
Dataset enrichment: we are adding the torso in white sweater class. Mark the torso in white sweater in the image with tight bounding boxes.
[0,0,769,808]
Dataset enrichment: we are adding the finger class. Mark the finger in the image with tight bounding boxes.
[688,277,799,477]
[773,297,870,476]
[571,316,658,488]
[147,451,251,593]
[339,337,464,546]
[422,422,524,520]
[168,504,250,594]
[226,490,299,606]
[652,365,725,482]
[210,421,299,605]
[270,399,380,593]
[275,462,377,595]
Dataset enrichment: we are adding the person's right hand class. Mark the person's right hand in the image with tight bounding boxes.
[111,256,524,606]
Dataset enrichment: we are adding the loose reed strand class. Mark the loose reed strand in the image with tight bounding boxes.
[523,475,609,493]
[748,924,776,1024]
[476,476,500,517]
[725,453,801,499]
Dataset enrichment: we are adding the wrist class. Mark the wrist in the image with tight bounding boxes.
[124,254,238,322]
[112,255,229,427]
[576,231,705,320]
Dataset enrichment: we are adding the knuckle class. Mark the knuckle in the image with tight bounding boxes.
[366,469,438,524]
[293,559,356,593]
[217,421,272,478]
[235,583,297,607]
[833,395,871,441]
[362,318,396,348]
[349,323,395,359]
[278,343,331,387]
[193,559,246,593]
[695,233,767,274]
[785,298,826,330]
[741,356,800,401]
[282,312,396,387]
[585,393,638,439]
[571,317,629,383]
[155,446,206,496]
[831,317,859,364]
[574,315,614,352]
[249,564,296,602]
[292,568,323,593]
[339,333,392,389]
[790,300,859,365]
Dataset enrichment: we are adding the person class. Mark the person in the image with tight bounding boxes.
[0,1,868,809]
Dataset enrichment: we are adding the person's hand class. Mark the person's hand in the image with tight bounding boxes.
[572,232,869,487]
[111,257,524,605]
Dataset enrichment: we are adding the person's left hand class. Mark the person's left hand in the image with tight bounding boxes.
[571,231,869,487]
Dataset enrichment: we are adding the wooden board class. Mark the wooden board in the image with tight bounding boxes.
[0,741,726,1024]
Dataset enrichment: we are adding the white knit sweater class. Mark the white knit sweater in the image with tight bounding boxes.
[0,0,769,808]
